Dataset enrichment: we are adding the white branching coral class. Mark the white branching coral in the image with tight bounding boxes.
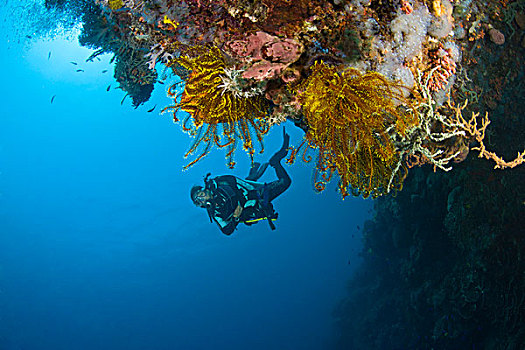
[218,68,263,98]
[386,67,524,189]
[385,69,470,191]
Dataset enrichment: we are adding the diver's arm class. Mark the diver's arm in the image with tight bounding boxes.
[213,176,245,235]
[233,204,243,218]
[218,204,243,235]
[220,221,238,235]
[213,214,239,236]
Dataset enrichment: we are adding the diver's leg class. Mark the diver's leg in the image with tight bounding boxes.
[267,161,291,202]
[267,129,291,201]
[269,127,290,167]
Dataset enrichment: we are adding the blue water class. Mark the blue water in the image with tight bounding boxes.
[0,18,371,350]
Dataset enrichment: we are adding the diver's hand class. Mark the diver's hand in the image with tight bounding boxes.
[233,205,243,218]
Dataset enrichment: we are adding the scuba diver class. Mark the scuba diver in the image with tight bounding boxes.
[190,128,291,235]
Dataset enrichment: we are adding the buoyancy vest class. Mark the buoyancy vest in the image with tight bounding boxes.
[204,174,277,230]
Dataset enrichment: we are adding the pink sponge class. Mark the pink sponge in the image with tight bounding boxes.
[225,31,303,81]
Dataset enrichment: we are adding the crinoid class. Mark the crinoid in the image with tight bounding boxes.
[107,0,124,10]
[295,61,417,198]
[164,45,270,169]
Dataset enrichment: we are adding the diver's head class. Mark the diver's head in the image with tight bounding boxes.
[191,185,211,208]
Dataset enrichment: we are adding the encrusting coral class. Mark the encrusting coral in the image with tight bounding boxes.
[163,45,270,169]
[83,0,523,198]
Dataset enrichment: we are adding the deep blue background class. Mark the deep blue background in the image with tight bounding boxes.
[0,18,371,350]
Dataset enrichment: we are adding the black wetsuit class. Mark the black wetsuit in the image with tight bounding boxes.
[205,161,291,235]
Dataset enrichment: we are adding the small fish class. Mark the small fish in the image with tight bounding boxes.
[110,55,116,64]
[70,61,78,65]
[106,84,111,91]
[48,51,51,60]
[76,69,84,72]
[50,95,56,104]
[147,105,157,113]
[96,56,101,61]
[121,93,128,105]
[26,35,32,39]
[101,69,108,73]
[158,80,164,85]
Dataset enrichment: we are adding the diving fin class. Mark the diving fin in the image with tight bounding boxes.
[246,162,269,181]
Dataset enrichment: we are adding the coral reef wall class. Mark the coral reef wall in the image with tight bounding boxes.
[335,162,524,349]
[334,0,525,347]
